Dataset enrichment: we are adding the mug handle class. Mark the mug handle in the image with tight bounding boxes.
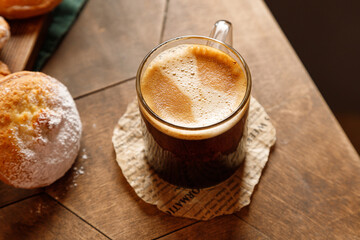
[208,20,233,51]
[209,20,233,46]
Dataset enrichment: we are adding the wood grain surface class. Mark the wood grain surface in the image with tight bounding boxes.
[0,182,42,208]
[42,0,166,98]
[160,215,269,240]
[0,0,359,239]
[0,194,108,239]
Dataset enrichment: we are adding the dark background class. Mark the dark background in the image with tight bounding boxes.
[264,0,360,153]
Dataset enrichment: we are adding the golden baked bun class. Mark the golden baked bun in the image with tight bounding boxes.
[0,61,10,77]
[0,0,62,19]
[0,16,10,49]
[0,71,82,188]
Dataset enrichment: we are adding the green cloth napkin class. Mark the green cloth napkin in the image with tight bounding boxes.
[33,0,87,71]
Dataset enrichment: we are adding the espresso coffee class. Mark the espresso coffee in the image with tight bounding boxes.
[138,43,250,188]
[141,44,247,128]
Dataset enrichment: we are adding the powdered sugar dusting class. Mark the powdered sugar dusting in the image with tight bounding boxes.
[70,148,88,188]
[4,74,82,188]
[71,166,84,188]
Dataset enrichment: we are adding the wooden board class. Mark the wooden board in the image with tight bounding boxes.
[0,15,48,72]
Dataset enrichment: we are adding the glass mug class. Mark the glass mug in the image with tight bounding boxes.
[136,20,252,189]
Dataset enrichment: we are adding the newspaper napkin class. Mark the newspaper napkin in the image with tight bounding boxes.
[112,97,276,220]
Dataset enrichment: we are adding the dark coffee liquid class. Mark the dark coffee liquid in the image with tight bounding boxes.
[141,109,248,188]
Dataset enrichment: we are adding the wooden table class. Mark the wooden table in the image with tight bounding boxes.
[1,0,359,239]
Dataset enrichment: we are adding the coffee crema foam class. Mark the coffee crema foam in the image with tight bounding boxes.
[141,44,247,128]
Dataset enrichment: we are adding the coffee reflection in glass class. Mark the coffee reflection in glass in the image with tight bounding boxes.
[136,20,252,189]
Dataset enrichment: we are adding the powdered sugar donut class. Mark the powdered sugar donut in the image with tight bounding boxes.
[0,71,82,188]
[0,16,10,49]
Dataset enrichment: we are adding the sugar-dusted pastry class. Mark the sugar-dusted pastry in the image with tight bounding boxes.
[0,61,10,77]
[0,16,10,49]
[0,0,62,19]
[0,71,82,188]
